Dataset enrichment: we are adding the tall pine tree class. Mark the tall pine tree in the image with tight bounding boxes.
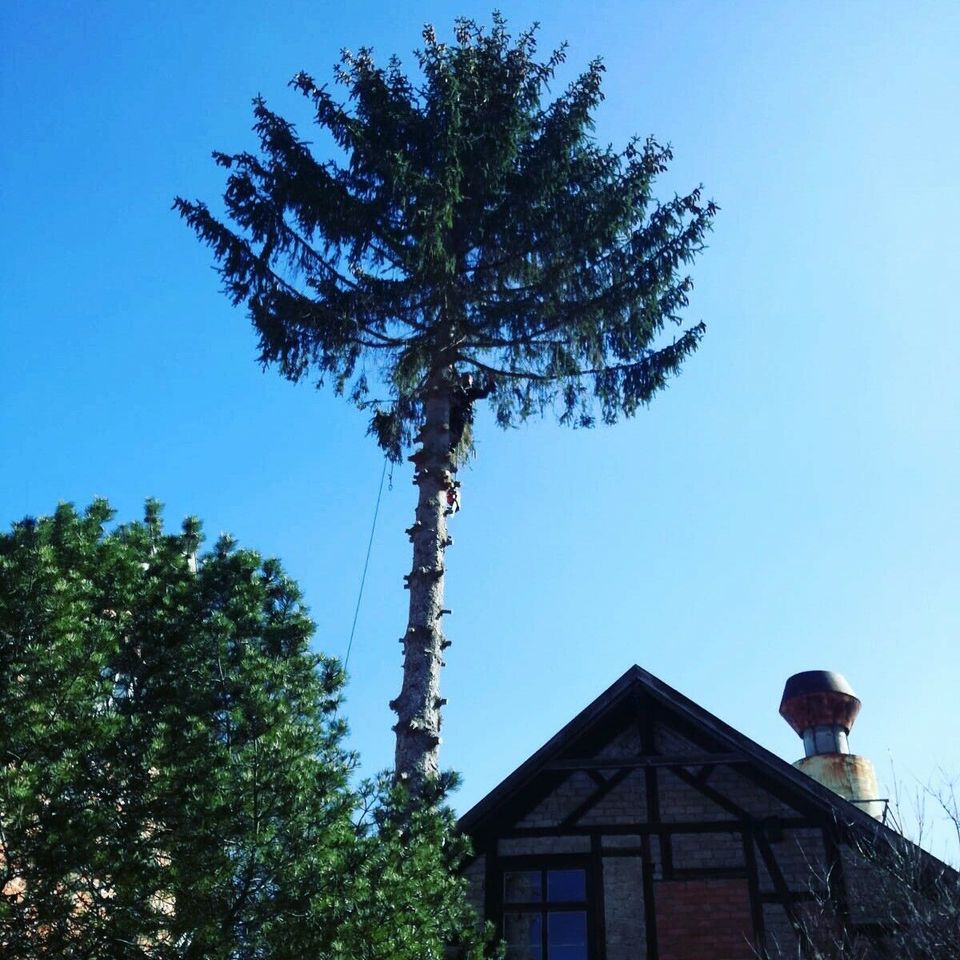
[177,15,716,795]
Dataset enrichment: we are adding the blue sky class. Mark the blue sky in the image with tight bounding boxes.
[2,1,958,854]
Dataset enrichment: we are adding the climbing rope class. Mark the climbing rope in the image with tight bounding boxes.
[344,457,389,670]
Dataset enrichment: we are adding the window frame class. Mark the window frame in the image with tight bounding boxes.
[498,854,595,960]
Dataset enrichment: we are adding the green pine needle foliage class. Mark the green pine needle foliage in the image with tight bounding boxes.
[0,502,492,959]
[176,14,716,461]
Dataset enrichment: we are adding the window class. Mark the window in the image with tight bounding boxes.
[502,867,589,960]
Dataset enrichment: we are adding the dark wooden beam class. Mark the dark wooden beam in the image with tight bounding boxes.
[754,830,811,950]
[640,701,661,959]
[743,824,766,954]
[821,826,850,920]
[471,768,569,845]
[758,890,816,904]
[641,833,659,960]
[590,834,606,960]
[546,752,745,772]
[496,817,812,839]
[559,766,633,829]
[670,763,751,821]
[669,866,748,879]
[485,841,499,942]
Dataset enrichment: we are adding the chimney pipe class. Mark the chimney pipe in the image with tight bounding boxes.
[780,671,884,819]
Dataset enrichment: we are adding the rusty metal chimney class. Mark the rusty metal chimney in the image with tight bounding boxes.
[779,671,884,819]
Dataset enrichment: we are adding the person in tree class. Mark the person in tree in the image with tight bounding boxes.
[177,15,716,797]
[443,372,494,514]
[449,373,495,457]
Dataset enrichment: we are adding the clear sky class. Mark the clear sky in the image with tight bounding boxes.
[3,1,958,855]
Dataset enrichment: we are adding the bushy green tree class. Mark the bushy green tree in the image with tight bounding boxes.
[177,14,716,792]
[0,501,488,959]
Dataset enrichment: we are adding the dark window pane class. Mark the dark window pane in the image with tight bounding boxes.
[505,870,542,903]
[548,910,587,948]
[548,948,587,960]
[504,912,542,960]
[546,869,586,902]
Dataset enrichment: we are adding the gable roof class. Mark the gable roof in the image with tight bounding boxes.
[459,664,902,846]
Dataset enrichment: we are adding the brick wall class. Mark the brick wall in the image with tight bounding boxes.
[755,827,828,896]
[655,879,754,960]
[516,770,596,828]
[580,769,648,825]
[672,830,743,871]
[603,856,645,960]
[462,855,485,916]
[498,836,591,855]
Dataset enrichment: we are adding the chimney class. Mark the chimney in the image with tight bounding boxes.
[779,671,884,819]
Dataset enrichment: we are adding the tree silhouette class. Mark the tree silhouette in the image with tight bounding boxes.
[177,15,716,795]
[0,501,490,958]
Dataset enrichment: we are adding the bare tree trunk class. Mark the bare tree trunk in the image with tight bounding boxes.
[391,377,455,794]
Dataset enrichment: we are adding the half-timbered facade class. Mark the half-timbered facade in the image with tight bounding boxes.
[459,666,927,959]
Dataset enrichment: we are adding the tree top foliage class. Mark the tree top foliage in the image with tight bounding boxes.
[176,14,717,459]
[0,501,489,959]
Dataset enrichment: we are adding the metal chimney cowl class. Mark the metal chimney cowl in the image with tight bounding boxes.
[780,671,884,819]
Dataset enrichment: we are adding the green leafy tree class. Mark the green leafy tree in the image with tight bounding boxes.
[0,501,489,959]
[176,14,716,793]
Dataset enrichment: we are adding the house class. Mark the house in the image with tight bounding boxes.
[459,665,951,959]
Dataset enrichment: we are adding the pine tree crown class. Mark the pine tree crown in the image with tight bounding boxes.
[176,14,716,460]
